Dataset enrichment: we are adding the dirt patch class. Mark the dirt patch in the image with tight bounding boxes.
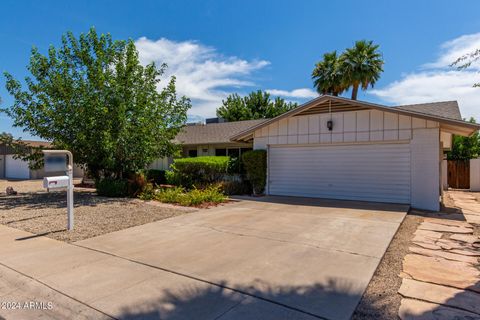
[352,214,423,320]
[0,190,196,243]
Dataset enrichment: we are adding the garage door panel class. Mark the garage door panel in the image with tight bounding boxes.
[269,143,411,204]
[5,155,30,179]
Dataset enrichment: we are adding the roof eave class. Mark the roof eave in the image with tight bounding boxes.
[230,95,480,141]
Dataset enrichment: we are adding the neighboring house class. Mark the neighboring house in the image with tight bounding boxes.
[149,119,265,170]
[228,95,479,211]
[0,140,84,180]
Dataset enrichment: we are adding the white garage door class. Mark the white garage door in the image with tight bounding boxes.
[6,155,30,179]
[269,143,411,204]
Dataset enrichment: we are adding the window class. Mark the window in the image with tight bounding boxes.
[215,148,227,156]
[188,149,198,157]
[227,148,240,158]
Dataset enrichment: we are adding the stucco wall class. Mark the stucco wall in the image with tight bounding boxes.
[253,109,442,211]
[470,158,480,191]
[410,128,440,211]
[149,157,172,171]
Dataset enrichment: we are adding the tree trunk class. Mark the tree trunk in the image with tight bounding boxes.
[351,84,359,100]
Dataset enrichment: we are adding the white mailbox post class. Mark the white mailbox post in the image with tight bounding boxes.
[42,150,74,231]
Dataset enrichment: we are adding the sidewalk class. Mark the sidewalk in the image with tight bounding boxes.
[0,225,315,320]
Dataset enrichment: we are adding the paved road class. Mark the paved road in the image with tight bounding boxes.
[0,196,407,320]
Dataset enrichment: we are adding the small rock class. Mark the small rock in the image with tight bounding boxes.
[5,187,17,195]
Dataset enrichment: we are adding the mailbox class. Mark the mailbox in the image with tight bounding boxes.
[43,176,70,189]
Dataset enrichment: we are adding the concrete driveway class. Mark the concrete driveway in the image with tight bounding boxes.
[74,196,407,320]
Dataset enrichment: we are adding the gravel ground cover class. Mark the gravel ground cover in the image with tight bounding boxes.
[352,214,423,319]
[353,191,480,319]
[0,180,195,242]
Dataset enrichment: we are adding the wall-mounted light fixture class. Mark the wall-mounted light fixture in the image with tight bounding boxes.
[327,120,333,131]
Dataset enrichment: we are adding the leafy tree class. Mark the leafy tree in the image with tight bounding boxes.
[216,90,297,121]
[447,118,480,160]
[312,51,345,96]
[340,40,384,100]
[2,28,191,179]
[311,40,384,100]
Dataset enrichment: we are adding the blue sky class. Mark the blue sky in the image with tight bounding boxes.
[2,0,480,139]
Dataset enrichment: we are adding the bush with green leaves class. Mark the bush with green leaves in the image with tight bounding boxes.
[146,169,167,185]
[2,28,190,179]
[242,150,267,195]
[96,178,128,197]
[154,185,227,206]
[218,180,252,195]
[166,156,230,187]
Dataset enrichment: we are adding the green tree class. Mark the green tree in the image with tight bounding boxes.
[340,40,384,100]
[312,51,345,96]
[311,40,384,100]
[216,90,297,121]
[2,28,190,179]
[447,118,480,160]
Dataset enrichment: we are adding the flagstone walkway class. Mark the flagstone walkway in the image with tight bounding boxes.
[398,191,480,319]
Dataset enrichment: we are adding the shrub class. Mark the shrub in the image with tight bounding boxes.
[154,185,227,206]
[96,178,128,197]
[218,180,252,195]
[138,183,156,200]
[242,150,267,195]
[168,156,230,188]
[185,186,227,206]
[146,169,166,185]
[156,186,186,203]
[127,172,148,197]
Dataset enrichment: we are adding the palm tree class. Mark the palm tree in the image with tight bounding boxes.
[311,51,345,96]
[340,40,384,100]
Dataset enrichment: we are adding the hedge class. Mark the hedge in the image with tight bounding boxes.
[242,150,267,195]
[96,178,128,197]
[166,156,230,188]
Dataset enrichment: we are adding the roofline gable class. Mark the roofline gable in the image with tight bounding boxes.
[230,95,480,141]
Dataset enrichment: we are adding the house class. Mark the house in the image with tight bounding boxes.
[229,95,480,211]
[156,95,478,211]
[0,140,84,180]
[149,119,266,170]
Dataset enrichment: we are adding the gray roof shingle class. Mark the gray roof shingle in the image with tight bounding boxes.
[174,119,268,145]
[392,101,462,120]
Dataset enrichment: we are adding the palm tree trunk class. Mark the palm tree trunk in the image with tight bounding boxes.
[351,84,359,100]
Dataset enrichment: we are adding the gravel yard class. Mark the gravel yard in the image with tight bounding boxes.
[352,214,423,319]
[0,180,195,242]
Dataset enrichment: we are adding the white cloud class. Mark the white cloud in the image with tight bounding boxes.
[266,88,318,99]
[135,37,269,118]
[370,33,480,120]
[424,33,480,70]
